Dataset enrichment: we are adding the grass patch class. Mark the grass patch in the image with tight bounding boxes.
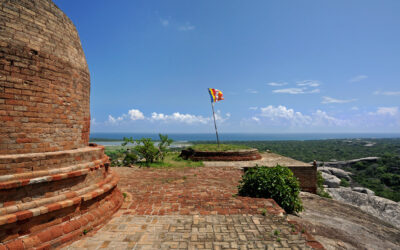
[190,144,250,152]
[136,152,203,168]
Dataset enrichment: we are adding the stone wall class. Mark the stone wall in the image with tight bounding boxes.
[0,1,122,248]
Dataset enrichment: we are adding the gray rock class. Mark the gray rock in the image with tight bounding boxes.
[314,157,380,169]
[326,187,400,229]
[352,187,375,196]
[321,172,341,188]
[318,166,352,180]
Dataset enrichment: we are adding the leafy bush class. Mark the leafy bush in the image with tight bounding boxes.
[123,151,138,166]
[135,138,159,165]
[238,165,303,213]
[340,178,350,187]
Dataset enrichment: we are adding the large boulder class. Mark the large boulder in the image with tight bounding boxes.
[352,187,375,196]
[321,172,341,188]
[318,167,352,180]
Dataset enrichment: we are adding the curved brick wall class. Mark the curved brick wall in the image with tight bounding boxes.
[181,148,262,161]
[0,1,122,248]
[0,0,90,155]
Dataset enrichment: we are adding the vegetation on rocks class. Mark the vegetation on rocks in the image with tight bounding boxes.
[238,165,303,214]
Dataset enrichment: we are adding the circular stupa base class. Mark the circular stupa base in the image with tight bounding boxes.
[180,148,262,161]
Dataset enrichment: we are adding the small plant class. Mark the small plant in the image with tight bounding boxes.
[183,176,187,180]
[83,229,88,235]
[340,178,350,187]
[261,208,267,216]
[301,228,305,233]
[123,192,127,199]
[274,229,280,236]
[238,165,303,213]
[232,193,238,198]
[317,171,332,199]
[276,237,281,243]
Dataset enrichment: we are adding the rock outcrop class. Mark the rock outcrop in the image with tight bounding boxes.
[327,187,400,229]
[288,192,400,249]
[318,167,352,180]
[315,157,379,169]
[320,172,341,188]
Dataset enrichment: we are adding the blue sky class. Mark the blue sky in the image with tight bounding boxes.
[54,0,400,133]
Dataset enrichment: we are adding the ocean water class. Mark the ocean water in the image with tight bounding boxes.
[90,132,400,142]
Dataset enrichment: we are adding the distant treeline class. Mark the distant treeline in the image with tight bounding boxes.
[191,138,400,201]
[191,138,400,162]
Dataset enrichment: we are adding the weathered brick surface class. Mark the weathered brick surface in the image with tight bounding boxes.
[118,167,284,216]
[64,167,323,249]
[0,0,90,155]
[0,1,122,248]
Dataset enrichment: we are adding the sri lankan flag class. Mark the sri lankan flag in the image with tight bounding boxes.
[208,88,224,103]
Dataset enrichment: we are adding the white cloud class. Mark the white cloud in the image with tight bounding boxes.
[246,89,259,94]
[349,75,368,83]
[267,82,288,87]
[214,110,230,123]
[128,109,145,120]
[296,80,320,87]
[160,18,169,27]
[150,112,208,124]
[272,88,320,94]
[273,88,306,94]
[374,90,400,96]
[322,96,356,104]
[308,88,321,94]
[108,115,124,124]
[259,105,312,126]
[312,110,345,126]
[179,22,195,31]
[251,105,349,128]
[351,106,359,111]
[369,107,398,116]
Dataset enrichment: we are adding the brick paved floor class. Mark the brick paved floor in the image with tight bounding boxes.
[63,167,316,249]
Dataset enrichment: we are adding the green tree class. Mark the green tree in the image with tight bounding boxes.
[157,134,173,161]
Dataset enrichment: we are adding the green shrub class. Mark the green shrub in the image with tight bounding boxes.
[135,138,159,165]
[340,178,350,187]
[238,165,303,213]
[123,152,138,166]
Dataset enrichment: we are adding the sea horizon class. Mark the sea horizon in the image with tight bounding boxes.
[90,132,400,142]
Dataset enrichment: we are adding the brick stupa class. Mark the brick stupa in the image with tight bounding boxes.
[0,0,122,248]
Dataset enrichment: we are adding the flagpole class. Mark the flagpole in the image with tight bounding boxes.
[210,101,220,146]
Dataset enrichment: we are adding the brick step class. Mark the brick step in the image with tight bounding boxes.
[0,170,119,226]
[0,187,123,249]
[0,146,106,175]
[0,156,108,189]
